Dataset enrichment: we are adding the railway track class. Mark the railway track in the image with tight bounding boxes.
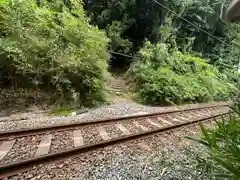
[0,103,230,178]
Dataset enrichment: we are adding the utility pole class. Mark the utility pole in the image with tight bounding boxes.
[220,1,224,18]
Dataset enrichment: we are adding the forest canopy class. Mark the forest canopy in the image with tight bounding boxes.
[85,0,240,69]
[84,0,239,105]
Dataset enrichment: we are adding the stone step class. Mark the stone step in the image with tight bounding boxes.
[110,82,125,85]
[110,85,125,88]
[108,76,127,93]
[109,89,126,92]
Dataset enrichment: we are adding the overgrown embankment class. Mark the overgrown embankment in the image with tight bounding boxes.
[0,0,109,107]
[127,41,239,105]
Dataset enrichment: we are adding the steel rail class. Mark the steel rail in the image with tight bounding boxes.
[0,111,230,179]
[0,103,228,140]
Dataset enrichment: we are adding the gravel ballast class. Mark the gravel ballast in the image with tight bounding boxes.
[82,125,102,145]
[7,121,218,180]
[0,101,227,132]
[100,124,123,139]
[50,131,74,153]
[0,135,41,164]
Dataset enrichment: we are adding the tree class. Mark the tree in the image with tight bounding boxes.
[85,0,164,53]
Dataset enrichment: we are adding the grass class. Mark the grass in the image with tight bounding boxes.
[48,105,74,116]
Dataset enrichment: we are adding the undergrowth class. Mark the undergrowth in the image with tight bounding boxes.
[48,105,73,116]
[154,144,227,180]
[187,99,240,179]
[127,41,238,105]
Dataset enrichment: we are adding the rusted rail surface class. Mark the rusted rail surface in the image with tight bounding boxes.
[0,103,230,178]
[0,102,228,140]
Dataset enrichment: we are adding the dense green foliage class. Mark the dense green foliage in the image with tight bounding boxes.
[173,0,240,67]
[85,0,163,54]
[188,112,240,179]
[0,0,109,106]
[86,0,240,69]
[84,0,239,105]
[128,40,237,105]
[187,99,240,179]
[0,0,239,107]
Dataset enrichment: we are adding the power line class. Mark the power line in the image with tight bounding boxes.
[110,51,133,58]
[220,18,238,34]
[109,1,240,69]
[153,0,240,50]
[153,0,240,70]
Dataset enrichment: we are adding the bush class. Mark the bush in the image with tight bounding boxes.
[0,0,109,106]
[128,41,236,105]
[187,114,240,179]
[186,76,240,179]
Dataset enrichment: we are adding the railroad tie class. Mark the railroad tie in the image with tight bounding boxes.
[115,124,131,135]
[132,111,148,116]
[178,116,189,121]
[184,114,196,119]
[73,130,83,147]
[195,112,206,117]
[157,117,173,126]
[133,121,148,131]
[193,113,203,117]
[146,119,162,128]
[0,140,16,160]
[205,110,214,115]
[166,115,182,123]
[171,118,183,123]
[193,113,203,118]
[97,126,111,140]
[203,109,211,112]
[35,134,52,156]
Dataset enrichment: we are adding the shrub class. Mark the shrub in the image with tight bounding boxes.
[187,113,240,179]
[0,0,109,106]
[128,41,236,105]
